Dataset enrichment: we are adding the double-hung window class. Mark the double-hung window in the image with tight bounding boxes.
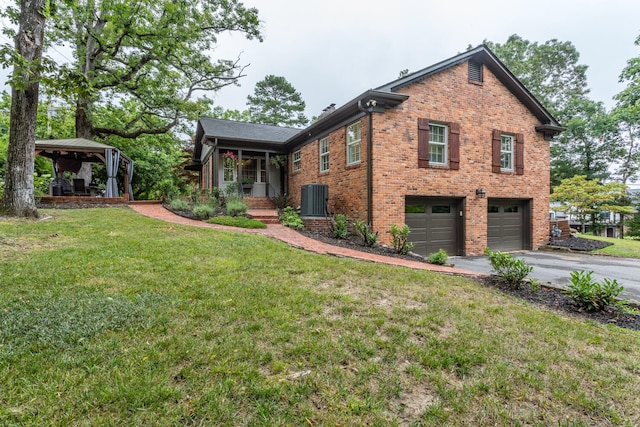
[500,134,514,171]
[319,137,330,172]
[346,121,361,165]
[429,123,448,165]
[292,150,302,172]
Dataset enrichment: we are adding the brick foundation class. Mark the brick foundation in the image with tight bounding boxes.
[302,217,332,234]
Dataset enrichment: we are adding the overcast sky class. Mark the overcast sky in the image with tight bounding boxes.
[211,0,640,122]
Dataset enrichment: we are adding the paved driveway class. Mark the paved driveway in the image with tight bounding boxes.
[451,251,640,304]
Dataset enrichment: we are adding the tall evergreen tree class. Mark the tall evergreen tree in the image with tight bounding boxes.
[246,75,308,127]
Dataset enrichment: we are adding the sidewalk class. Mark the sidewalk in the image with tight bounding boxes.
[128,203,480,276]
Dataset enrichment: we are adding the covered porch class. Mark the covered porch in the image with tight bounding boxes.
[35,138,134,202]
[188,117,300,198]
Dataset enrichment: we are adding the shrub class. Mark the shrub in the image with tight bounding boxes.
[271,193,291,210]
[169,199,189,211]
[390,223,413,254]
[154,178,179,201]
[529,278,541,292]
[33,173,52,197]
[207,215,267,229]
[567,270,624,312]
[484,247,533,287]
[428,249,448,265]
[332,214,349,239]
[354,220,378,247]
[226,198,248,217]
[192,204,216,219]
[280,206,304,230]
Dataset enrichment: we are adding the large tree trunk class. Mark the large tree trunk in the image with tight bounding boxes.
[1,0,47,218]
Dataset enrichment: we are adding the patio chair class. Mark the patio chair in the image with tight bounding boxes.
[73,178,90,196]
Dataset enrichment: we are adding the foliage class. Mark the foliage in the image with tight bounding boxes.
[247,75,309,127]
[44,0,261,140]
[529,278,542,292]
[33,173,51,197]
[482,35,589,120]
[270,193,291,210]
[152,178,180,202]
[209,106,253,122]
[567,270,624,312]
[484,247,533,287]
[206,215,266,229]
[279,206,304,230]
[225,197,247,217]
[269,155,287,169]
[192,204,215,220]
[551,175,634,234]
[354,220,378,247]
[610,33,640,184]
[332,214,349,239]
[427,248,448,265]
[627,211,640,237]
[169,199,189,211]
[551,98,614,187]
[390,223,413,254]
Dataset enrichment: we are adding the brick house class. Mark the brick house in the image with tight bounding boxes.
[189,45,563,256]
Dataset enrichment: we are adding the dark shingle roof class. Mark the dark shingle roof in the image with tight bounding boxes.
[198,117,301,144]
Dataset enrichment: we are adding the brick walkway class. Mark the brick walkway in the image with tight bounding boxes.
[128,202,480,276]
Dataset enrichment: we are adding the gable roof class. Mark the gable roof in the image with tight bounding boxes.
[376,45,563,131]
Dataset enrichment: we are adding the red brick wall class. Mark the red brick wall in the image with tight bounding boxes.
[288,119,369,221]
[290,61,550,255]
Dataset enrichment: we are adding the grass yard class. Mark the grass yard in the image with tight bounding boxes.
[1,208,639,426]
[579,233,640,258]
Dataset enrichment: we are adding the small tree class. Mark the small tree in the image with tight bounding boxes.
[552,175,634,235]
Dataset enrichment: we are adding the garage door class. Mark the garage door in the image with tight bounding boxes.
[405,197,462,256]
[487,199,530,251]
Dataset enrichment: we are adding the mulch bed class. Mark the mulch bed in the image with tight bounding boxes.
[298,229,431,263]
[476,276,640,331]
[548,236,613,251]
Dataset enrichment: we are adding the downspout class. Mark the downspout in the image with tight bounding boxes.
[358,99,375,226]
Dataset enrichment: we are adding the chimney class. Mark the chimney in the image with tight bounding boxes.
[318,103,336,120]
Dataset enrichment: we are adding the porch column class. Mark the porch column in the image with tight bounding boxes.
[238,149,243,195]
[265,152,270,197]
[213,147,219,188]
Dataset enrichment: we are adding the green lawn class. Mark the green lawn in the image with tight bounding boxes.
[1,208,639,426]
[579,233,640,258]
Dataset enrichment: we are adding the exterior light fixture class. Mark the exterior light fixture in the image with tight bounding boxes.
[475,188,486,198]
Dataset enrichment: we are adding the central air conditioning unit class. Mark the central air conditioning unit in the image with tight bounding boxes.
[301,184,328,217]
